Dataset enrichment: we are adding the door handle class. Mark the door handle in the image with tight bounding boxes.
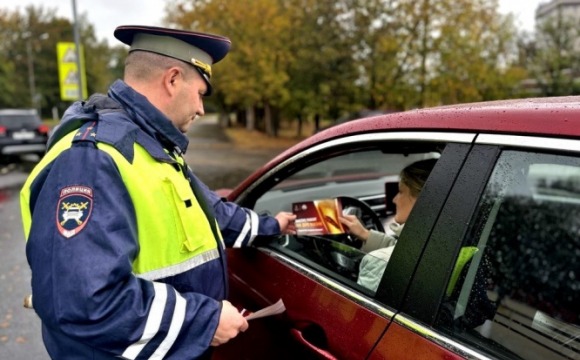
[290,328,338,360]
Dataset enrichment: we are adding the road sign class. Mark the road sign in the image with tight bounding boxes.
[56,42,87,101]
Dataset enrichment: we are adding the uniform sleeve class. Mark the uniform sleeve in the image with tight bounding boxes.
[25,144,220,359]
[190,173,280,248]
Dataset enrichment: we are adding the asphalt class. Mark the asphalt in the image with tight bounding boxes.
[184,116,288,190]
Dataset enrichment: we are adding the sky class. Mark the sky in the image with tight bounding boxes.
[0,0,545,45]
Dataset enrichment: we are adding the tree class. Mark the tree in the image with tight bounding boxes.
[0,6,56,111]
[0,9,19,108]
[166,0,365,134]
[167,0,293,135]
[351,0,424,110]
[0,5,118,118]
[283,0,361,132]
[522,10,580,96]
[396,0,524,107]
[163,0,527,135]
[81,16,119,96]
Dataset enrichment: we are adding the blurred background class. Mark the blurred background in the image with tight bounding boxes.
[1,0,578,135]
[1,0,580,358]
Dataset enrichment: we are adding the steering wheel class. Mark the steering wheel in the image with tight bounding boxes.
[338,196,385,233]
[336,196,385,249]
[291,196,385,276]
[314,197,384,275]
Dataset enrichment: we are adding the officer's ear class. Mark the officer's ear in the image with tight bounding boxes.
[164,67,182,95]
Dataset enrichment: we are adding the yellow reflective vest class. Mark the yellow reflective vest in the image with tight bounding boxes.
[22,126,224,281]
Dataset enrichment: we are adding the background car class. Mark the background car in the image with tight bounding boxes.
[0,108,49,161]
[214,97,579,360]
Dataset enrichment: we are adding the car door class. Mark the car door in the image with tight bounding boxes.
[373,135,580,359]
[213,131,475,360]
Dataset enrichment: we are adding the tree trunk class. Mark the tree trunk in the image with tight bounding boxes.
[314,113,321,133]
[218,112,230,127]
[264,101,274,136]
[419,0,430,108]
[272,106,279,137]
[236,109,246,127]
[246,106,256,131]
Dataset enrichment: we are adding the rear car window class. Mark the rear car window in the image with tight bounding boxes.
[0,113,42,128]
[436,150,580,360]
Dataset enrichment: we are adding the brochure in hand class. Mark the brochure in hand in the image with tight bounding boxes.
[292,198,345,235]
[240,299,286,320]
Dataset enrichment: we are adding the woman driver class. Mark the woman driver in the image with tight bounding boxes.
[339,158,437,291]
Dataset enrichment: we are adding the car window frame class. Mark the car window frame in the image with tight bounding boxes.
[231,131,476,308]
[376,142,474,307]
[233,132,475,209]
[398,133,580,359]
[400,144,501,323]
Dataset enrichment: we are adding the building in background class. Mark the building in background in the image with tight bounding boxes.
[536,0,580,24]
[520,0,580,96]
[535,0,580,50]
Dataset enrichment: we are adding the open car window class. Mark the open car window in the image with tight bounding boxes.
[255,149,436,216]
[252,142,443,296]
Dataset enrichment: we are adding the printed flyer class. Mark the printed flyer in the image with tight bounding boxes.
[292,198,345,235]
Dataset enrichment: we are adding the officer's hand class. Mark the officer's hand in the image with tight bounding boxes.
[275,212,297,235]
[211,300,249,346]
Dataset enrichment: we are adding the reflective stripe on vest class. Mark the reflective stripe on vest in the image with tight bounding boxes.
[21,130,222,280]
[446,246,479,297]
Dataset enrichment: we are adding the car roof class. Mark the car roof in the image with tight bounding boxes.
[303,96,580,152]
[0,109,38,116]
[229,96,580,198]
[258,96,580,177]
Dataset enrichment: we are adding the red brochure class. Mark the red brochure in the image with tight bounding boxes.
[292,198,345,235]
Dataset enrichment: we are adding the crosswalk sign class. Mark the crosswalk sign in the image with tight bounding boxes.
[57,42,87,101]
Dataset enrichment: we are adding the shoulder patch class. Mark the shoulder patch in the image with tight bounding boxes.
[72,121,97,144]
[56,186,94,238]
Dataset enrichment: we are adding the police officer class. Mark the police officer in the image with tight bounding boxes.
[21,25,296,359]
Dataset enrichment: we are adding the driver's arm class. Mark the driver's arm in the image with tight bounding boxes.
[340,215,396,252]
[339,214,370,240]
[361,230,396,252]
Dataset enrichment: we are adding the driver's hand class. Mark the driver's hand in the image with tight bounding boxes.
[339,215,369,241]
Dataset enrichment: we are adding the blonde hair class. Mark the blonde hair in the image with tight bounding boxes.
[400,159,438,197]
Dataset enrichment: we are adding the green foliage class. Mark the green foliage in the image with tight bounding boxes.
[166,0,526,134]
[519,12,580,97]
[0,1,560,136]
[0,5,118,117]
[0,59,17,108]
[426,0,525,104]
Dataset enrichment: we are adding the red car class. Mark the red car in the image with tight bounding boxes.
[215,97,580,360]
